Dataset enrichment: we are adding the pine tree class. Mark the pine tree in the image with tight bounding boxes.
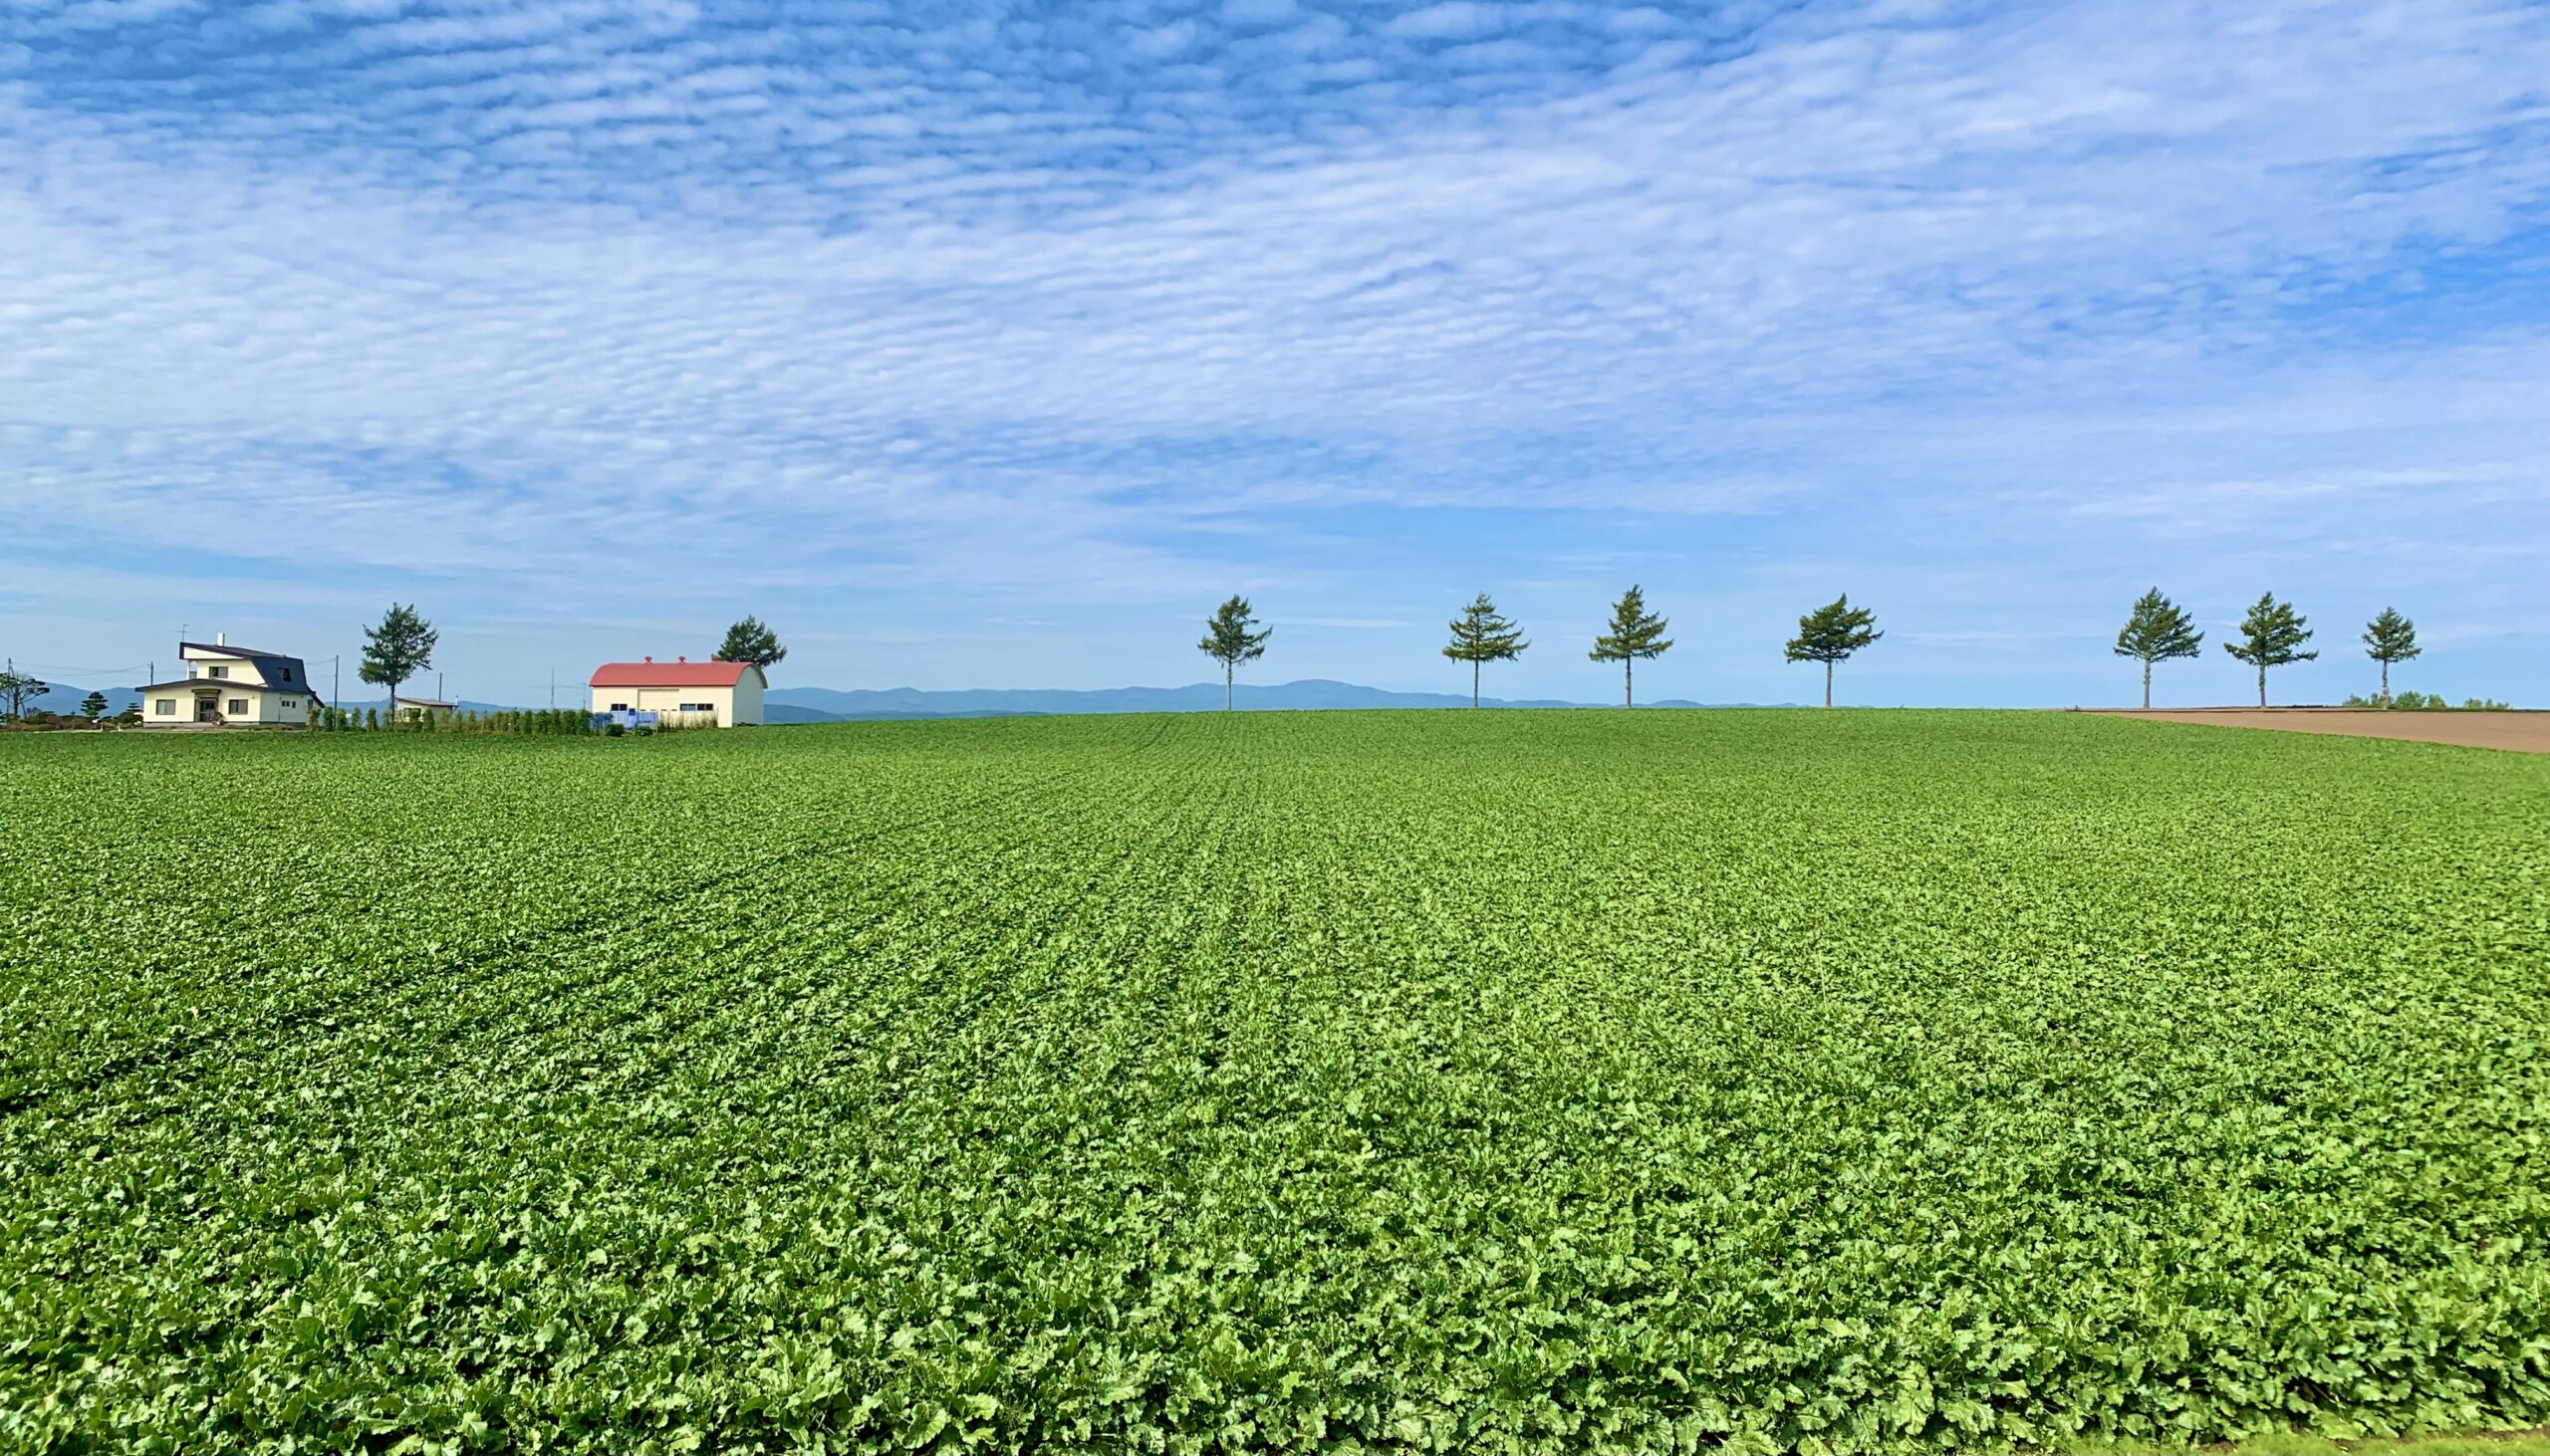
[80,690,110,722]
[2223,592,2316,707]
[1197,596,1271,710]
[358,605,437,723]
[1783,595,1882,708]
[1441,594,1529,707]
[2362,607,2420,704]
[716,616,787,669]
[1588,586,1671,708]
[2113,589,2204,709]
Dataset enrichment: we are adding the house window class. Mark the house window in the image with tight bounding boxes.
[680,702,715,712]
[207,665,229,679]
[227,698,248,715]
[155,699,176,715]
[610,702,630,711]
[282,699,298,708]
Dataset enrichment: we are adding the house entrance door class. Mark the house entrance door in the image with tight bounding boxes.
[195,692,219,723]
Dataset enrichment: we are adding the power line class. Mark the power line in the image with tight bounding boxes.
[10,662,154,678]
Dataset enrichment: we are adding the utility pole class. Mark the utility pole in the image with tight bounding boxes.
[549,667,555,710]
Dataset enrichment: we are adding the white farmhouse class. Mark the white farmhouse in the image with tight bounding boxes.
[136,636,322,728]
[588,657,767,727]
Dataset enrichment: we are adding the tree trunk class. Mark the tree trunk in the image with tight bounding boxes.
[1624,659,1633,709]
[1225,663,1233,712]
[2257,663,2266,708]
[1824,660,1834,709]
[1472,659,1480,709]
[2142,659,2152,711]
[2380,660,2389,703]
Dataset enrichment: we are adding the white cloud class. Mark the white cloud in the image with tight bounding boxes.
[1220,0,1299,27]
[1386,3,1500,41]
[2,0,2548,700]
[1126,19,1197,59]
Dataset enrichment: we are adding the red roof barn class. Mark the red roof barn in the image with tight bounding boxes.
[587,656,768,726]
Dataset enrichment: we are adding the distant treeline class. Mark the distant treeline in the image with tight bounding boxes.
[1203,587,2458,711]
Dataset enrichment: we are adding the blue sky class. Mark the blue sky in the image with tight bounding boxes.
[3,0,2546,708]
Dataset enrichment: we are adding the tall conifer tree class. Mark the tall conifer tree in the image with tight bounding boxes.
[1442,594,1529,707]
[2113,589,2204,709]
[1196,596,1271,710]
[2223,592,2315,707]
[2361,607,2420,703]
[716,616,788,669]
[359,604,437,718]
[1783,595,1882,708]
[1588,586,1671,708]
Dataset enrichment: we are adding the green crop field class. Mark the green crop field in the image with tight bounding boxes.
[4,711,2548,1455]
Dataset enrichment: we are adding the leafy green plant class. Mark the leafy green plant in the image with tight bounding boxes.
[5,711,2547,1454]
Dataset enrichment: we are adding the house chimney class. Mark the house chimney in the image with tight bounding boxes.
[216,631,225,646]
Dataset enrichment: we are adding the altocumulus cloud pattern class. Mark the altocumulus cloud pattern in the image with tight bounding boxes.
[3,0,2548,703]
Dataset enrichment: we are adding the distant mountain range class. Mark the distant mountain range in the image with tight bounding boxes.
[24,678,1790,724]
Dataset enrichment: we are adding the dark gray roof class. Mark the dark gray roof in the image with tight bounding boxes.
[179,640,303,663]
[173,641,313,692]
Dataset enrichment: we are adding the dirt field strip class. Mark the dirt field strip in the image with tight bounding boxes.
[2095,708,2550,754]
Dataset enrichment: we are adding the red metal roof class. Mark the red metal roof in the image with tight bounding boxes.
[588,659,756,688]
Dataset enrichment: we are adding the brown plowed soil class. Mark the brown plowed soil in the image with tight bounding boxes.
[2096,708,2550,754]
